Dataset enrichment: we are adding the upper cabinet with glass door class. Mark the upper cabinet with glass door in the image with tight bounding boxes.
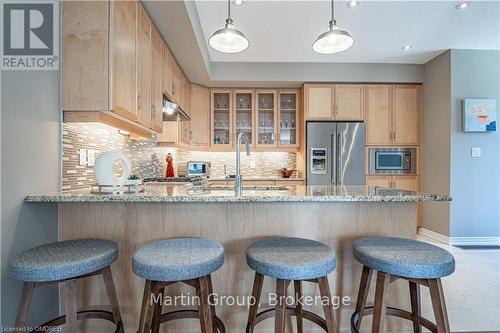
[211,90,232,147]
[256,90,277,147]
[234,90,254,146]
[278,90,299,147]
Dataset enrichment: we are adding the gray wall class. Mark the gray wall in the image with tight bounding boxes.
[422,49,500,239]
[449,49,500,238]
[1,70,60,326]
[421,51,452,236]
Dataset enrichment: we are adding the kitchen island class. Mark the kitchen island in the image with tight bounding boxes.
[26,185,449,333]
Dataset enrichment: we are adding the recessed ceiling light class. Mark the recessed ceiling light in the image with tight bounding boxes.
[232,0,243,6]
[346,0,358,8]
[455,2,469,9]
[401,45,412,51]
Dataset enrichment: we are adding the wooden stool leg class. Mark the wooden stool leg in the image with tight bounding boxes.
[409,281,422,333]
[371,272,390,333]
[354,266,373,330]
[138,280,155,333]
[274,279,288,333]
[151,286,164,333]
[65,279,77,333]
[197,276,214,333]
[101,266,124,330]
[294,280,303,333]
[428,279,451,333]
[207,274,217,332]
[247,272,264,332]
[317,277,338,333]
[14,282,35,329]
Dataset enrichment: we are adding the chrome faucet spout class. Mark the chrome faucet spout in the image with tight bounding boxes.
[235,132,250,196]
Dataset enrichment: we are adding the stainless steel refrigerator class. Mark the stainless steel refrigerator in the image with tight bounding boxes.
[306,122,365,185]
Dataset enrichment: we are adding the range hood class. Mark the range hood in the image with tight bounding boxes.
[162,98,190,122]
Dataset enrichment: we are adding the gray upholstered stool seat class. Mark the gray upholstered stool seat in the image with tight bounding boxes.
[9,239,118,282]
[132,238,224,282]
[353,237,455,279]
[246,237,336,280]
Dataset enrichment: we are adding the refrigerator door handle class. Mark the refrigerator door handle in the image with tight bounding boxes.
[331,133,336,184]
[337,132,342,185]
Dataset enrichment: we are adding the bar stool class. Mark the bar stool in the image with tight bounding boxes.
[245,237,338,333]
[9,239,124,333]
[351,237,455,333]
[132,237,226,333]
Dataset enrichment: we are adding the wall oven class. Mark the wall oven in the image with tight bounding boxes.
[369,148,416,174]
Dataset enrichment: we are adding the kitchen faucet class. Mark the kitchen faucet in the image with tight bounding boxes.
[235,132,250,196]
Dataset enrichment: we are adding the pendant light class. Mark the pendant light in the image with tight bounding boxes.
[313,0,354,54]
[209,0,249,53]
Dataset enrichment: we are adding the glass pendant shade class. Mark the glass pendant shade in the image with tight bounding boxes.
[313,21,354,54]
[209,19,249,53]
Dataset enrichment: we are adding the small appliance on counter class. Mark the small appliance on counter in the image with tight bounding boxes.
[368,148,417,174]
[187,161,211,178]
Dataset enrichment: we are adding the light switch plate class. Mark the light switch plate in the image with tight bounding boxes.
[79,149,87,166]
[471,147,481,158]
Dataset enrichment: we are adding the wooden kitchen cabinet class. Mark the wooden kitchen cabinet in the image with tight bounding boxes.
[190,85,211,147]
[211,90,233,147]
[393,85,420,145]
[392,175,419,191]
[304,84,333,120]
[171,61,182,104]
[366,175,393,188]
[278,90,300,147]
[234,90,255,147]
[162,43,173,98]
[136,3,151,128]
[335,84,364,120]
[365,84,420,146]
[304,84,364,121]
[365,85,392,145]
[151,28,163,133]
[62,1,109,111]
[366,175,419,191]
[256,90,278,147]
[179,78,191,144]
[110,0,138,121]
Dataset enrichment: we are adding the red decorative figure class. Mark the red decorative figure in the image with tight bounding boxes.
[165,153,175,178]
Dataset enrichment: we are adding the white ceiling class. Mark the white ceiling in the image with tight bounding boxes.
[194,0,500,64]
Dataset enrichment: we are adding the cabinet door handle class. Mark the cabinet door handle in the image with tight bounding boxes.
[137,94,142,110]
[335,105,339,114]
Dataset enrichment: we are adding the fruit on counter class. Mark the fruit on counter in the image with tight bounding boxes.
[128,174,140,180]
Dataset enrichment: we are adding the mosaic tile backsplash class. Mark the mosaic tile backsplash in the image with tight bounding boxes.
[63,123,297,191]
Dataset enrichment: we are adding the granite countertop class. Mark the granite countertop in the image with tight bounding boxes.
[25,184,450,203]
[209,177,305,181]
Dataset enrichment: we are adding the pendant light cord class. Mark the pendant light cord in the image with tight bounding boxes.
[331,0,335,23]
[227,0,231,21]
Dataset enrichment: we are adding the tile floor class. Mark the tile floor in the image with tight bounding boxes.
[417,235,500,332]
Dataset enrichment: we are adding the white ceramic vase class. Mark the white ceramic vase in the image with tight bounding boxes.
[94,151,132,186]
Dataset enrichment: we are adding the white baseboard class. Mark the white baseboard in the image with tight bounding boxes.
[418,227,500,246]
[449,237,500,246]
[418,227,450,244]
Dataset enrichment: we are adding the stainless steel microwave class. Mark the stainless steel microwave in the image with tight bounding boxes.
[187,161,211,177]
[369,148,416,174]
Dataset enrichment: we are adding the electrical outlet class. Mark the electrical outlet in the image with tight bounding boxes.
[250,161,256,169]
[471,147,481,158]
[79,149,87,166]
[87,150,95,166]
